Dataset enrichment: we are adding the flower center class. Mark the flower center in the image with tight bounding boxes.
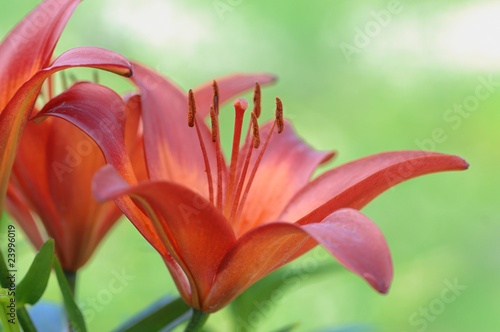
[188,82,284,224]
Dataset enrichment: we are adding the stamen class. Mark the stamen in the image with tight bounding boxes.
[60,71,68,91]
[187,91,214,204]
[234,101,285,231]
[212,80,220,115]
[69,73,78,85]
[210,106,218,142]
[47,74,54,100]
[209,100,224,211]
[253,82,261,118]
[228,124,256,223]
[275,97,284,133]
[251,112,260,149]
[188,89,196,127]
[224,98,248,217]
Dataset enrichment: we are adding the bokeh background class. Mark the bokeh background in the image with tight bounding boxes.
[1,0,499,331]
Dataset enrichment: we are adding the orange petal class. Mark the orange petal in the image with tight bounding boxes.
[205,209,392,312]
[280,151,469,224]
[5,181,45,249]
[130,62,222,198]
[0,0,80,111]
[33,81,133,181]
[93,165,236,309]
[236,120,334,235]
[0,47,132,215]
[33,82,166,263]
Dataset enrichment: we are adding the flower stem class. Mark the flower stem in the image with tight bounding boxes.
[184,309,209,332]
[16,307,35,332]
[62,270,77,332]
[63,270,77,296]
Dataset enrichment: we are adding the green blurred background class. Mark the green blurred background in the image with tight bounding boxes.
[1,0,499,331]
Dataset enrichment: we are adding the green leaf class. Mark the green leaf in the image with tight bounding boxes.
[16,239,54,306]
[53,258,86,332]
[0,288,21,332]
[0,250,9,289]
[113,296,190,332]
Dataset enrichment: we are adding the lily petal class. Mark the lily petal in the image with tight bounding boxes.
[193,73,277,118]
[33,81,133,181]
[93,165,236,308]
[0,47,132,213]
[5,182,45,249]
[0,0,80,111]
[93,166,189,302]
[33,82,166,258]
[130,62,221,197]
[205,209,391,312]
[300,209,393,294]
[280,151,469,224]
[236,120,335,235]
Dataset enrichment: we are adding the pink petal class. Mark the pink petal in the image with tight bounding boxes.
[130,62,221,198]
[0,47,132,214]
[235,120,334,235]
[193,73,277,118]
[33,81,134,182]
[5,182,45,249]
[33,83,164,263]
[93,165,236,308]
[204,209,391,312]
[301,209,393,293]
[0,0,80,111]
[280,151,469,224]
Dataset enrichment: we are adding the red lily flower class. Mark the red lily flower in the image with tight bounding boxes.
[0,0,133,215]
[36,64,469,313]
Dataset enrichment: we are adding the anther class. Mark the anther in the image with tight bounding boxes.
[210,105,218,142]
[253,82,261,118]
[188,89,196,127]
[275,97,284,133]
[212,80,220,115]
[251,112,260,148]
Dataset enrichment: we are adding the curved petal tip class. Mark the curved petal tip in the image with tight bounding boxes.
[363,272,392,294]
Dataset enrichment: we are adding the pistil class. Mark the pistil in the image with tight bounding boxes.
[224,99,248,217]
[234,98,284,229]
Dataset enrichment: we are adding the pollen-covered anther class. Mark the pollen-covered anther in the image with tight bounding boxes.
[188,89,196,127]
[212,80,220,115]
[210,105,218,142]
[275,97,284,133]
[253,82,261,118]
[251,112,260,149]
